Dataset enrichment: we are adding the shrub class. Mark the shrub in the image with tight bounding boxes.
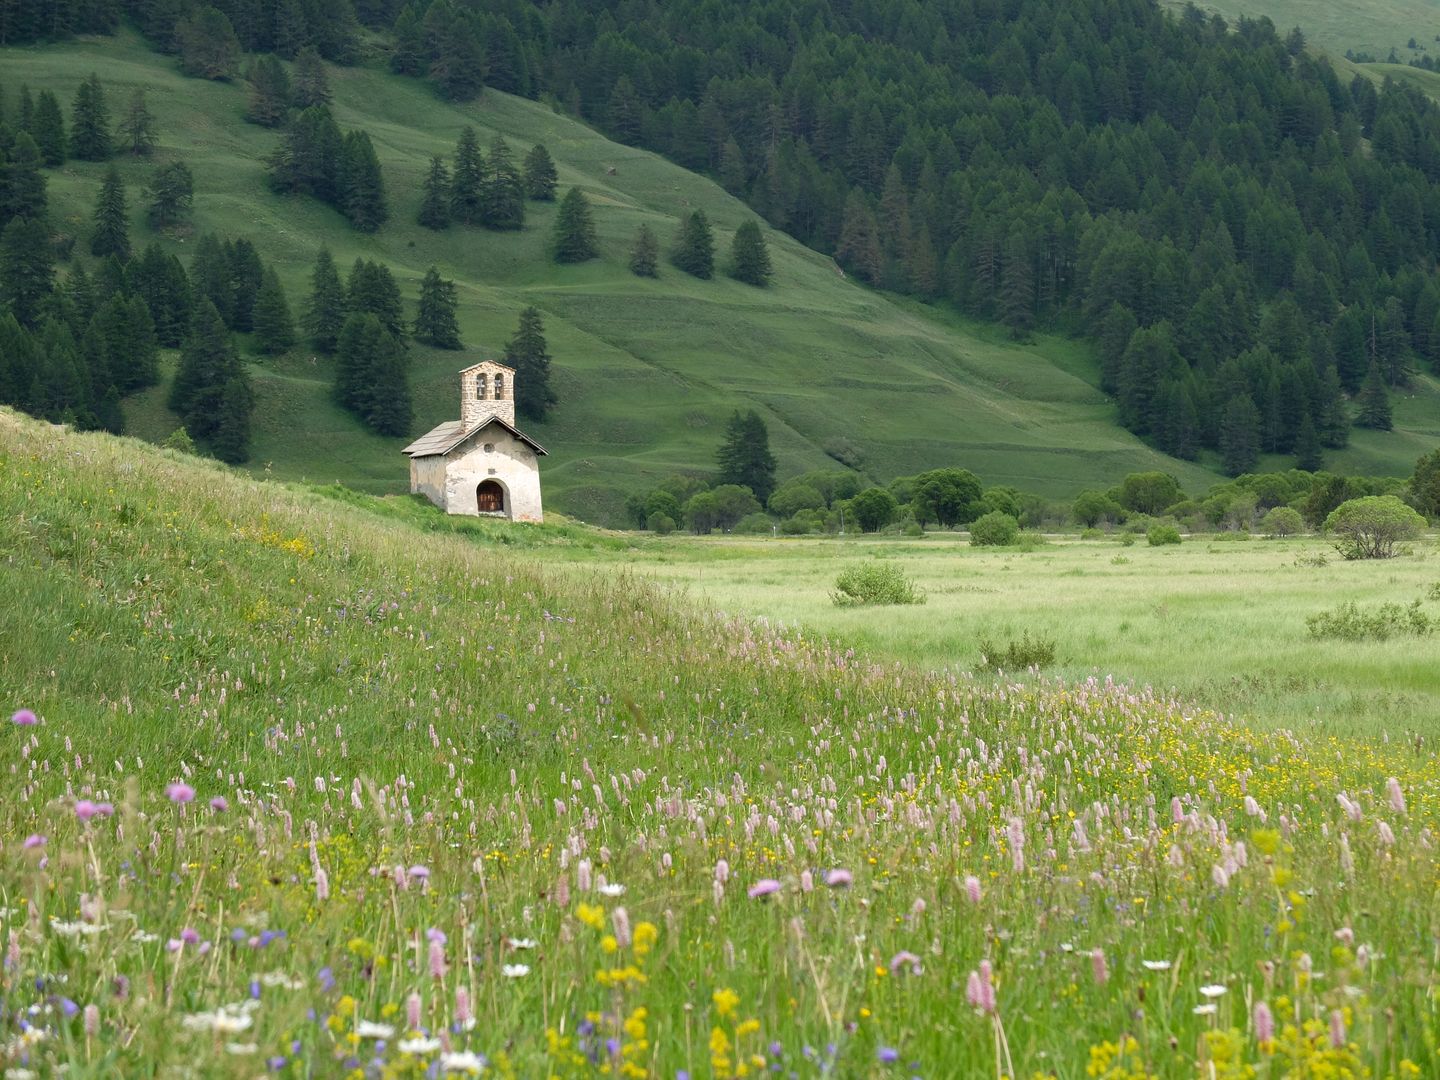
[969,511,1019,547]
[1012,531,1048,551]
[1324,496,1427,559]
[1146,524,1182,546]
[831,563,925,607]
[733,512,774,535]
[1306,600,1433,641]
[902,521,925,537]
[978,631,1056,670]
[823,437,864,469]
[163,427,196,453]
[1080,527,1105,540]
[850,487,898,532]
[1260,506,1304,537]
[780,514,815,535]
[1118,533,1136,547]
[646,512,675,535]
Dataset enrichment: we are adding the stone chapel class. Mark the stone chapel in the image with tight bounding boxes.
[401,360,546,522]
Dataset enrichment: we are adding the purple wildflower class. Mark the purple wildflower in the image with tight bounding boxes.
[10,709,37,726]
[748,879,782,899]
[166,783,195,804]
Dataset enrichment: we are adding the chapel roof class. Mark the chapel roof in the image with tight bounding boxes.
[401,414,548,459]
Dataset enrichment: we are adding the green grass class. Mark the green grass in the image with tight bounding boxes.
[13,30,1435,526]
[540,529,1440,735]
[1170,0,1440,59]
[3,406,1440,1077]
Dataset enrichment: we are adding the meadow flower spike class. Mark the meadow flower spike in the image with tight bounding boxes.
[1254,1001,1274,1043]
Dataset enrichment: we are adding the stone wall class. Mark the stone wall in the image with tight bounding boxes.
[459,362,516,430]
[410,455,448,508]
[440,428,543,522]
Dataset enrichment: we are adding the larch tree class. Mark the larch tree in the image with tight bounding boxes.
[31,90,66,166]
[252,267,297,354]
[450,127,484,226]
[413,268,461,349]
[417,155,451,230]
[503,306,557,421]
[69,74,112,161]
[714,408,777,503]
[728,220,772,286]
[303,247,347,352]
[118,89,158,156]
[522,143,557,200]
[552,187,598,263]
[146,161,194,227]
[629,224,659,277]
[90,167,130,262]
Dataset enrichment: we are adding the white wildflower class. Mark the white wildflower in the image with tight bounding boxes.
[224,1042,258,1055]
[598,883,625,898]
[1193,1003,1218,1015]
[441,1050,487,1074]
[1199,984,1228,998]
[1142,960,1172,971]
[507,937,538,950]
[399,1036,443,1055]
[355,1020,395,1039]
[502,964,530,978]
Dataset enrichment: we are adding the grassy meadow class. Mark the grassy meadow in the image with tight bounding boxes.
[1174,0,1440,59]
[6,31,1440,526]
[3,409,1440,1077]
[548,530,1440,737]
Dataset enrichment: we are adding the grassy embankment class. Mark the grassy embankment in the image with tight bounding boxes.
[8,31,1440,525]
[2,409,1438,1076]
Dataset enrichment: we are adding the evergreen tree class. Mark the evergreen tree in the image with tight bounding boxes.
[430,12,485,101]
[336,129,387,232]
[450,127,484,226]
[390,3,427,75]
[334,310,377,412]
[672,210,715,279]
[835,190,880,283]
[3,133,48,225]
[304,247,346,352]
[190,233,234,327]
[211,374,254,463]
[365,327,411,435]
[146,161,194,226]
[252,266,296,353]
[522,143,557,200]
[413,267,461,349]
[30,91,66,166]
[69,74,112,161]
[346,259,405,339]
[503,306,557,421]
[226,238,264,332]
[1218,395,1262,476]
[1317,367,1351,448]
[998,233,1034,337]
[169,297,238,440]
[292,46,332,108]
[1294,411,1323,471]
[417,155,450,229]
[266,105,343,200]
[245,56,291,127]
[88,293,158,393]
[16,87,34,135]
[1355,360,1394,429]
[552,187,597,263]
[629,223,659,277]
[90,166,130,261]
[481,136,524,230]
[728,220,772,286]
[131,242,192,347]
[176,6,241,80]
[715,409,777,503]
[117,89,158,155]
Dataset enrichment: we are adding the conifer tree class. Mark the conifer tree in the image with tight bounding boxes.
[190,234,234,328]
[169,297,238,439]
[1,217,56,327]
[1218,395,1261,476]
[333,311,375,412]
[70,74,112,161]
[1294,411,1323,471]
[304,247,346,352]
[337,129,387,232]
[835,190,880,283]
[90,166,130,261]
[430,12,485,101]
[552,187,597,263]
[365,328,411,436]
[17,87,34,134]
[413,267,461,349]
[522,143,557,200]
[31,91,66,166]
[450,127,484,226]
[998,233,1034,337]
[503,306,557,420]
[146,161,194,226]
[629,224,659,277]
[245,56,291,127]
[715,409,777,503]
[1355,360,1394,430]
[3,134,48,225]
[117,89,158,156]
[346,259,405,339]
[417,155,451,230]
[728,220,772,287]
[481,136,524,230]
[252,266,296,354]
[211,374,254,463]
[292,46,332,108]
[226,238,264,332]
[131,242,192,346]
[177,6,241,80]
[390,4,427,75]
[672,210,714,279]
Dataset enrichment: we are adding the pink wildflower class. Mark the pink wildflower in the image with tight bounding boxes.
[429,937,447,979]
[21,834,45,850]
[824,868,853,888]
[1387,777,1406,815]
[1254,1001,1274,1043]
[75,800,100,822]
[209,797,228,812]
[455,986,472,1026]
[165,783,195,804]
[407,992,422,1030]
[612,907,631,949]
[1329,1008,1345,1048]
[963,875,982,903]
[747,879,781,899]
[83,1003,100,1038]
[1091,948,1109,985]
[10,709,37,726]
[888,950,922,975]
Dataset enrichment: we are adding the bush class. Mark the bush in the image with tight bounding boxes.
[1080,527,1105,540]
[1012,531,1048,551]
[902,521,925,537]
[733,512,775,535]
[978,631,1056,670]
[1118,533,1136,547]
[969,511,1019,547]
[1146,524,1182,546]
[1325,496,1428,559]
[1306,600,1433,641]
[163,427,196,454]
[780,514,815,535]
[1260,506,1304,537]
[823,437,864,469]
[646,512,675,535]
[831,563,925,607]
[849,486,899,532]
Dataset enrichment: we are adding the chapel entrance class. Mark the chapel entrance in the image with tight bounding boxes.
[476,480,505,515]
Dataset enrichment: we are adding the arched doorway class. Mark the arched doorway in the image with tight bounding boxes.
[476,480,506,515]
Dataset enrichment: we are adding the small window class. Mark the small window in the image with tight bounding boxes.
[495,374,505,398]
[483,443,495,453]
[475,374,486,398]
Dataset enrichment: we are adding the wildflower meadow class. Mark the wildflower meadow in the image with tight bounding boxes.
[1,412,1438,1078]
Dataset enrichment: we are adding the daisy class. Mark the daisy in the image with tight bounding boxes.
[1142,960,1172,971]
[502,964,530,978]
[1199,984,1228,998]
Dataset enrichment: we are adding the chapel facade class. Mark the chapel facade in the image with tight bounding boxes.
[400,360,546,522]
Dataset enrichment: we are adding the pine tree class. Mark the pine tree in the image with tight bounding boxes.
[503,306,557,421]
[1317,366,1351,448]
[226,238,264,332]
[190,233,234,328]
[177,6,242,79]
[334,311,376,412]
[3,133,48,225]
[481,136,524,230]
[1294,410,1323,471]
[552,187,598,263]
[252,266,296,353]
[450,127,484,226]
[266,105,342,200]
[417,155,451,230]
[169,297,238,439]
[1355,360,1394,430]
[998,232,1034,337]
[69,74,112,161]
[629,224,659,277]
[522,143,557,200]
[210,374,254,463]
[390,3,427,75]
[17,87,34,134]
[430,13,485,101]
[146,161,194,226]
[131,242,192,347]
[835,189,880,283]
[292,46,332,108]
[672,210,714,279]
[728,220,772,287]
[336,129,387,232]
[31,91,66,166]
[346,259,405,339]
[90,166,130,261]
[715,409,777,503]
[245,55,291,127]
[413,267,461,349]
[1218,395,1262,476]
[364,328,411,436]
[117,88,158,155]
[304,247,346,352]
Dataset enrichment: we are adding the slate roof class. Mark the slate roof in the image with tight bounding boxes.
[401,415,548,459]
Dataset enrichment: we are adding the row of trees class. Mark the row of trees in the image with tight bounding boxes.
[6,75,159,165]
[419,128,552,231]
[266,104,386,231]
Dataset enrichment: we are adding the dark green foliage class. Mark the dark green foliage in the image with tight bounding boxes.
[2,133,48,225]
[715,409,776,503]
[0,0,116,44]
[1294,412,1323,472]
[970,510,1020,546]
[226,238,264,332]
[1146,524,1182,546]
[86,293,158,393]
[267,105,342,199]
[481,136,524,230]
[177,7,240,80]
[30,91,65,166]
[69,74,111,161]
[832,562,923,606]
[672,210,714,279]
[146,160,193,227]
[335,311,410,436]
[189,233,234,327]
[503,306,556,421]
[728,221,771,287]
[629,224,658,277]
[522,143,557,201]
[978,632,1055,670]
[245,56,292,127]
[291,46,332,108]
[449,127,484,226]
[911,468,983,527]
[417,156,450,230]
[211,374,254,463]
[131,243,192,347]
[90,167,129,261]
[1410,448,1440,519]
[252,267,296,354]
[1307,600,1432,640]
[117,89,157,155]
[1355,361,1394,430]
[346,259,404,339]
[336,130,387,232]
[428,8,485,101]
[169,297,248,456]
[849,487,898,532]
[390,3,427,76]
[413,267,460,349]
[1219,395,1262,476]
[551,187,597,263]
[303,247,346,352]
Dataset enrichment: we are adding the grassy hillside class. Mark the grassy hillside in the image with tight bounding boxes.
[1172,0,1440,59]
[3,407,1439,1075]
[11,32,1434,525]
